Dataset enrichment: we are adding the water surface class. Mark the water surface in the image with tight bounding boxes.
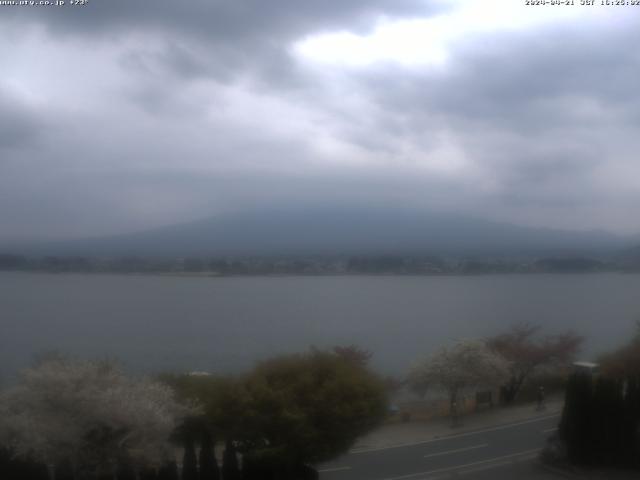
[1,272,639,382]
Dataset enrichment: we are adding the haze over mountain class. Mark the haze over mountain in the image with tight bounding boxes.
[8,207,633,259]
[3,3,640,243]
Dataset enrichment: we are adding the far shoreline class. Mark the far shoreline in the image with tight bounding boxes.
[1,269,637,279]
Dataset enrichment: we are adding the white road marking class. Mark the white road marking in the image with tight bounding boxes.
[350,413,560,454]
[542,427,557,433]
[381,448,541,480]
[423,443,488,459]
[318,466,351,473]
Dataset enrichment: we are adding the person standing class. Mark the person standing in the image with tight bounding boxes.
[537,386,546,411]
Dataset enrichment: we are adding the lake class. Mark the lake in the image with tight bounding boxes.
[1,272,639,382]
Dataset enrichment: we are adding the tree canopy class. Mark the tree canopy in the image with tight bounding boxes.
[162,348,387,475]
[0,357,191,479]
[409,339,509,409]
[241,350,387,465]
[487,323,583,403]
[599,321,640,379]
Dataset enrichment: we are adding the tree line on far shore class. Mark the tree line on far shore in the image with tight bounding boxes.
[0,253,626,276]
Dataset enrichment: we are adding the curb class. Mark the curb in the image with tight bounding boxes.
[536,459,585,479]
[428,410,561,441]
[536,459,640,480]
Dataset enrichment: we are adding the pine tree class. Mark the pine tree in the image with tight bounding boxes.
[590,377,624,465]
[54,458,75,480]
[115,456,137,480]
[623,375,640,467]
[198,431,220,480]
[222,440,240,480]
[139,466,159,480]
[157,460,179,480]
[10,455,48,480]
[240,452,275,480]
[0,448,17,480]
[559,373,593,464]
[183,439,199,480]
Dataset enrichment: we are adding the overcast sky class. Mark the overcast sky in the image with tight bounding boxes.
[1,0,639,241]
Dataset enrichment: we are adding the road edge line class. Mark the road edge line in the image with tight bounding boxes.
[350,412,560,454]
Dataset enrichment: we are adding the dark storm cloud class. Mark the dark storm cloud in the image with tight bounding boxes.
[345,17,640,214]
[361,21,640,135]
[6,0,437,85]
[1,1,640,239]
[10,0,433,38]
[0,92,44,150]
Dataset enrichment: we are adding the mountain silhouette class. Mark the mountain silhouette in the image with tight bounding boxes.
[9,207,631,258]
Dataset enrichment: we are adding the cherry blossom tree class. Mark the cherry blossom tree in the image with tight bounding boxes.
[0,357,192,480]
[487,323,583,403]
[409,339,510,415]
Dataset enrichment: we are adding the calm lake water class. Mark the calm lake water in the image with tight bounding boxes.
[1,272,639,382]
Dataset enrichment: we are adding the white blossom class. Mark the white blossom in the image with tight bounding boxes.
[409,339,510,404]
[0,357,193,477]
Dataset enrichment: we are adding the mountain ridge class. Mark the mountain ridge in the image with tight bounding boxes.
[4,207,633,258]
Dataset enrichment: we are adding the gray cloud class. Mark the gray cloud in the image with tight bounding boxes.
[7,0,437,85]
[340,18,640,229]
[361,22,640,133]
[9,0,433,38]
[0,92,45,150]
[1,1,640,240]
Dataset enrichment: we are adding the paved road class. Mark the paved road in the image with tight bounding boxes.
[318,413,561,480]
